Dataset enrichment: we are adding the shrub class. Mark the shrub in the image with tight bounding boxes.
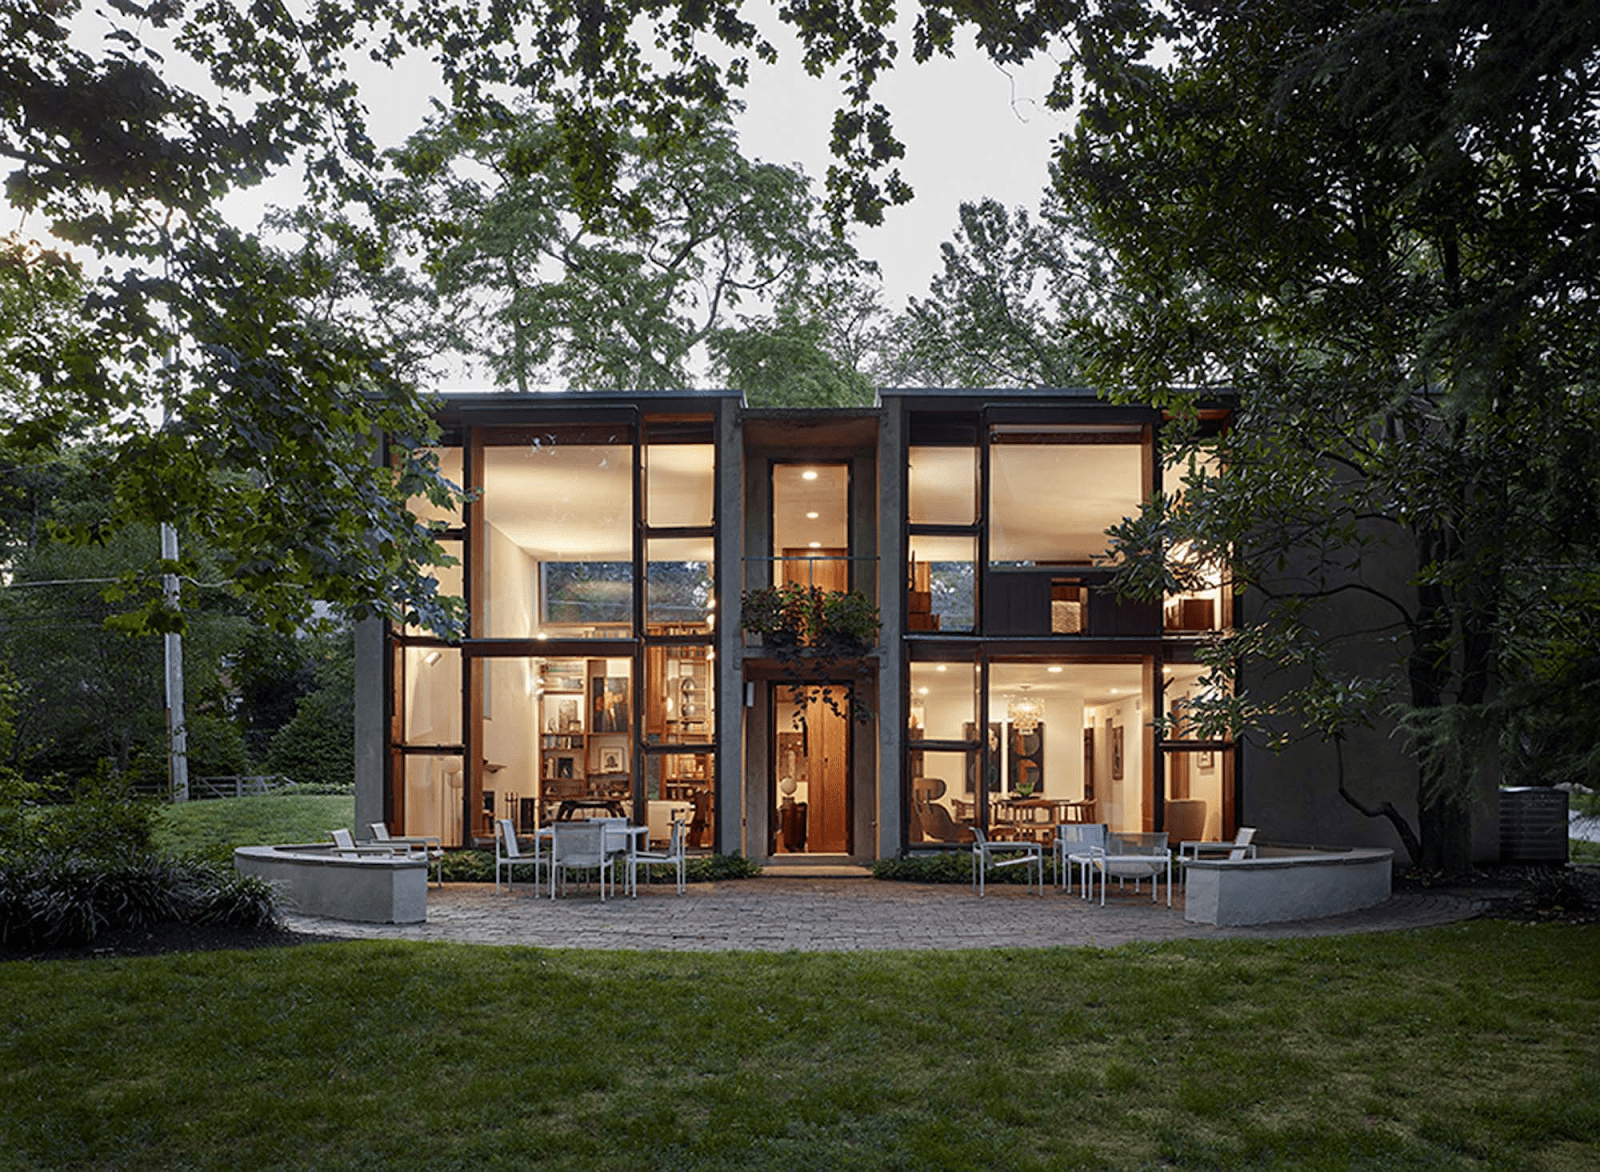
[0,854,278,948]
[266,675,353,788]
[685,853,761,882]
[871,849,1034,884]
[31,765,157,861]
[440,847,762,885]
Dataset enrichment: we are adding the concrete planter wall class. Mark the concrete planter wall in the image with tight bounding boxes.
[234,844,428,924]
[1183,847,1393,926]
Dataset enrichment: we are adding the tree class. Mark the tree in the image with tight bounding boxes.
[265,630,356,790]
[379,107,866,391]
[709,276,884,406]
[1052,1,1600,871]
[886,198,1089,388]
[0,475,255,787]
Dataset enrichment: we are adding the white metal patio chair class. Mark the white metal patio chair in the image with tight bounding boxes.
[1179,826,1258,862]
[1053,823,1108,894]
[495,818,548,894]
[370,822,444,885]
[330,827,420,860]
[630,816,688,895]
[1088,831,1172,907]
[970,825,1044,895]
[549,821,613,901]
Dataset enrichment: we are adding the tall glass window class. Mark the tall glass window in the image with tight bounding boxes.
[480,432,634,638]
[773,463,849,590]
[1162,448,1226,631]
[989,426,1146,565]
[908,445,976,525]
[908,534,976,633]
[988,662,1147,835]
[647,441,714,528]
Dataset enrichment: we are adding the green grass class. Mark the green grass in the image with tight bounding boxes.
[1,922,1596,1170]
[152,793,356,862]
[1571,838,1600,865]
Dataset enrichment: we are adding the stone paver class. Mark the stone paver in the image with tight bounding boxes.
[281,875,1499,952]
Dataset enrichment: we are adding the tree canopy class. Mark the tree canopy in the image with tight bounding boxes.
[374,107,868,393]
[1050,0,1600,868]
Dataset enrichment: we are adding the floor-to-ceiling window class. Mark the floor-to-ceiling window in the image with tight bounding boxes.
[388,412,720,849]
[642,419,717,849]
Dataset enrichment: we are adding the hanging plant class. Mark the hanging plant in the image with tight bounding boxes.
[740,584,881,722]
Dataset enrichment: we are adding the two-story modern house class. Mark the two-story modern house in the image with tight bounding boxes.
[353,387,1331,864]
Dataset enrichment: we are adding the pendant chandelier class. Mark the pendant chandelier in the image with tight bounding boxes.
[1007,688,1043,734]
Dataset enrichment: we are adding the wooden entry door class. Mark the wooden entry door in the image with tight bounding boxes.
[774,684,852,854]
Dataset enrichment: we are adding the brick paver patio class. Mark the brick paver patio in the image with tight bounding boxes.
[281,874,1501,951]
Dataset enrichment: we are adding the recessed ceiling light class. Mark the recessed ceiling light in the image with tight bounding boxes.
[935,665,947,672]
[808,541,821,549]
[918,687,929,695]
[801,469,818,480]
[806,511,820,519]
[1048,666,1063,673]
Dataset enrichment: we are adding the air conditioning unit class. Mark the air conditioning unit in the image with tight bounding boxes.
[1499,787,1569,863]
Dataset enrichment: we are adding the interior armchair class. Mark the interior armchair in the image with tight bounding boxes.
[912,777,971,844]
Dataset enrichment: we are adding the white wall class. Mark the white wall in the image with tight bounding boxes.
[1087,696,1145,833]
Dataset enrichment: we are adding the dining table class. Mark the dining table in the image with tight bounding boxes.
[537,819,647,895]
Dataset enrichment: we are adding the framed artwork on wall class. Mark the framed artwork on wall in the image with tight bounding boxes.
[1111,724,1125,781]
[592,676,630,733]
[1008,723,1044,796]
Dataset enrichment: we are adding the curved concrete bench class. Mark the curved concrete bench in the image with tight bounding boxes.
[234,843,428,924]
[1183,846,1393,926]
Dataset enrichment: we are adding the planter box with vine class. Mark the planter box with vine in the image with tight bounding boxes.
[740,584,881,721]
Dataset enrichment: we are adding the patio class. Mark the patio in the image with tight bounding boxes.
[278,874,1496,951]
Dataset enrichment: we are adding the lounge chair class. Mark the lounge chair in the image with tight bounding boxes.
[370,822,444,885]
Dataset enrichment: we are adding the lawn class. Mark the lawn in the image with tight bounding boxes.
[151,793,356,862]
[1,921,1596,1170]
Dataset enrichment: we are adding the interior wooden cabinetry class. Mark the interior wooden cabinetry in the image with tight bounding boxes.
[536,658,632,823]
[644,632,715,845]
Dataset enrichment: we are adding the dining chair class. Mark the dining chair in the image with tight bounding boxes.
[970,825,1044,895]
[630,816,688,895]
[589,816,635,893]
[549,821,612,901]
[1053,823,1107,893]
[494,818,547,894]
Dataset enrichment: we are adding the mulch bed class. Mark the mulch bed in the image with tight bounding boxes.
[1396,861,1600,925]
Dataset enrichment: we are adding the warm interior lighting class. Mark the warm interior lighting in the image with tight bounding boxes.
[806,511,820,519]
[935,665,947,672]
[808,541,821,548]
[801,469,818,480]
[1007,687,1043,733]
[423,650,442,666]
[1048,666,1063,673]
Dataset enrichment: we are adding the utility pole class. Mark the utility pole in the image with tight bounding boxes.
[161,521,188,802]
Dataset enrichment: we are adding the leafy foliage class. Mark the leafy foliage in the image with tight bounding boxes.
[372,106,868,392]
[264,634,355,790]
[0,853,277,947]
